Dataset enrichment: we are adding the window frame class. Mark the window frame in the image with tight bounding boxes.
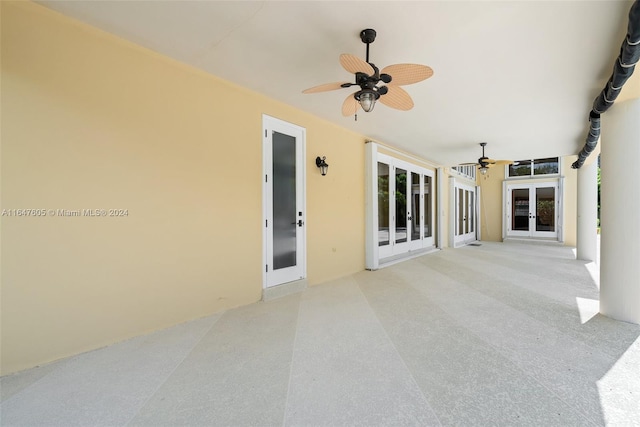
[505,157,560,180]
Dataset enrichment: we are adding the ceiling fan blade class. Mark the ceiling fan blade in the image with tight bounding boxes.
[380,64,433,85]
[484,158,498,164]
[342,93,359,116]
[302,82,351,94]
[340,53,375,76]
[493,160,514,165]
[379,85,414,111]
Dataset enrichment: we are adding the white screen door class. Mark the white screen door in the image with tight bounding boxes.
[263,116,306,288]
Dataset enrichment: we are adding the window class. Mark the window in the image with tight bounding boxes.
[452,165,476,180]
[533,158,559,175]
[508,158,558,177]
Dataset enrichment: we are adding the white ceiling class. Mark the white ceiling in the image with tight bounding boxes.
[38,0,633,166]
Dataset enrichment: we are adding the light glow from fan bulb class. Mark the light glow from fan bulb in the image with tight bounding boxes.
[358,91,376,112]
[480,166,488,175]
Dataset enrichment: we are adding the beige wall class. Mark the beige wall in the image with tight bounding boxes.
[1,2,366,374]
[618,62,640,102]
[477,167,504,242]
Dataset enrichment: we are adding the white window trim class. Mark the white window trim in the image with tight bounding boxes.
[504,158,562,180]
[451,165,477,181]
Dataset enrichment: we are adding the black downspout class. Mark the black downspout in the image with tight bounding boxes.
[572,0,640,169]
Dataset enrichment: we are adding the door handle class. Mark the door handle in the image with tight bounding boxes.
[297,220,304,227]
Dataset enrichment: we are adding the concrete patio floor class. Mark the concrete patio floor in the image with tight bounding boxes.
[1,242,639,426]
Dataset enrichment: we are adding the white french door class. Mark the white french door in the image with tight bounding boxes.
[377,155,435,260]
[453,182,477,246]
[263,116,306,288]
[506,183,558,239]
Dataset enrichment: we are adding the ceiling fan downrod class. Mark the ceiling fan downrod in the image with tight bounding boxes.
[360,29,376,63]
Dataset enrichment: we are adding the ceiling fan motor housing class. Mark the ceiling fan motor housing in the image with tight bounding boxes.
[360,29,377,44]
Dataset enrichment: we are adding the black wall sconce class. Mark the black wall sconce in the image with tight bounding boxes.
[315,156,329,176]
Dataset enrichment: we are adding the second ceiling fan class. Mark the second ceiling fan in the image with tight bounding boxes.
[459,143,513,175]
[302,29,433,116]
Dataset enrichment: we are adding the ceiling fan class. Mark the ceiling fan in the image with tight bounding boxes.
[459,143,513,175]
[302,28,433,117]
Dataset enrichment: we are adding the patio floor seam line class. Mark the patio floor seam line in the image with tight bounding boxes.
[354,277,445,427]
[121,313,224,427]
[280,294,304,427]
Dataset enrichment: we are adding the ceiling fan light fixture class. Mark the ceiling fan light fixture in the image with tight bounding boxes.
[302,29,433,115]
[479,166,489,175]
[356,90,377,112]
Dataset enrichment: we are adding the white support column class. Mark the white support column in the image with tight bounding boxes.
[600,98,640,324]
[576,159,598,262]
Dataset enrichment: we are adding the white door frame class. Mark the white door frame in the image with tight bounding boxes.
[505,182,559,239]
[378,155,435,257]
[262,115,306,288]
[408,169,436,251]
[365,144,437,269]
[451,178,478,247]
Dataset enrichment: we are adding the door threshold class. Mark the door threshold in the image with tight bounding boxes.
[454,240,478,248]
[376,247,440,269]
[503,237,563,246]
[262,279,308,301]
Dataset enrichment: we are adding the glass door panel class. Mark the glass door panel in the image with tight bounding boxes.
[272,131,297,270]
[464,190,470,234]
[411,172,421,242]
[424,176,432,239]
[395,168,408,244]
[512,189,530,231]
[535,187,555,232]
[457,188,464,236]
[377,162,390,247]
[469,191,475,233]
